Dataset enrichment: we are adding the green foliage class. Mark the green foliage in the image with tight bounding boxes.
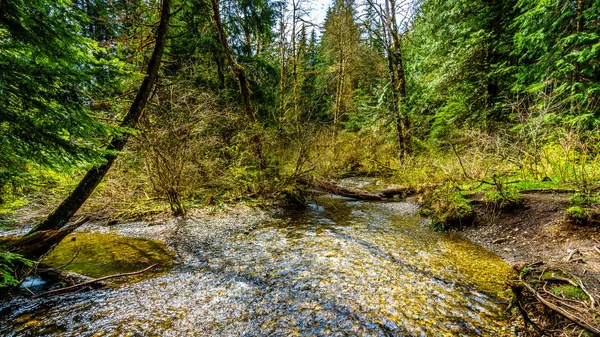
[569,193,599,206]
[512,0,600,123]
[483,186,524,210]
[565,206,589,226]
[550,284,588,301]
[421,186,474,231]
[0,0,132,187]
[405,0,517,139]
[0,251,32,287]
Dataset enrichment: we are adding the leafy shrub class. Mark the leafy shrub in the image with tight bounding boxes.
[565,206,589,226]
[0,251,33,287]
[568,193,599,207]
[483,187,524,210]
[421,186,474,231]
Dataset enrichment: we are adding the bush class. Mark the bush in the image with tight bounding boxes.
[483,187,524,210]
[0,251,33,287]
[421,186,474,231]
[565,206,589,226]
[568,193,599,207]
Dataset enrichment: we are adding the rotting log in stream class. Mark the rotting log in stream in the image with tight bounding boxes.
[298,178,385,200]
[299,178,439,201]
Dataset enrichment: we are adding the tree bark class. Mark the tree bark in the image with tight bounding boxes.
[28,0,172,234]
[4,218,88,261]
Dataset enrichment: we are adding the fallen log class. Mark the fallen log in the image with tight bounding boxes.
[299,178,384,200]
[1,217,90,261]
[381,183,440,198]
[30,263,159,299]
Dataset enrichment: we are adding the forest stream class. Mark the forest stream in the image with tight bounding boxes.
[0,182,514,336]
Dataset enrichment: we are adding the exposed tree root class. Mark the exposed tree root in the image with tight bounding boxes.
[509,264,600,336]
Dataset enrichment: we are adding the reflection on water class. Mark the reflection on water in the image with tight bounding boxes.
[0,196,512,336]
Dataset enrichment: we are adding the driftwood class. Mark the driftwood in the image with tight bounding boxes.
[30,263,159,299]
[299,178,384,200]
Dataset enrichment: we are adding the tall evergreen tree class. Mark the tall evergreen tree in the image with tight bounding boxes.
[0,0,127,190]
[512,0,600,126]
[321,0,362,132]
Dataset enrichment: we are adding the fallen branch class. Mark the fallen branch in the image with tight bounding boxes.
[30,263,158,299]
[565,249,579,263]
[492,237,509,244]
[2,217,90,260]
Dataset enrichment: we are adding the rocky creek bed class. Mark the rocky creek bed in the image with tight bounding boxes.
[0,197,517,336]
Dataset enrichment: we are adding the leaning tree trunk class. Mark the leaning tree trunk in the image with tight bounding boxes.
[27,0,172,236]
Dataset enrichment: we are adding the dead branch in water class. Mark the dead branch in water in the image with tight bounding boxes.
[30,264,159,299]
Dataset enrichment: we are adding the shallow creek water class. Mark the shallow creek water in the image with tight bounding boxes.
[1,195,513,336]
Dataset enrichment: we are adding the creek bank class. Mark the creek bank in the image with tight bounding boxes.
[1,195,514,336]
[1,204,271,302]
[339,177,600,335]
[426,192,600,336]
[457,193,600,296]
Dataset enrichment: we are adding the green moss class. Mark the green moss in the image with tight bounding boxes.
[43,232,174,279]
[550,285,588,301]
[565,206,589,226]
[422,187,474,231]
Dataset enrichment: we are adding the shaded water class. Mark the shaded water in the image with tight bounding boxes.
[0,196,513,336]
